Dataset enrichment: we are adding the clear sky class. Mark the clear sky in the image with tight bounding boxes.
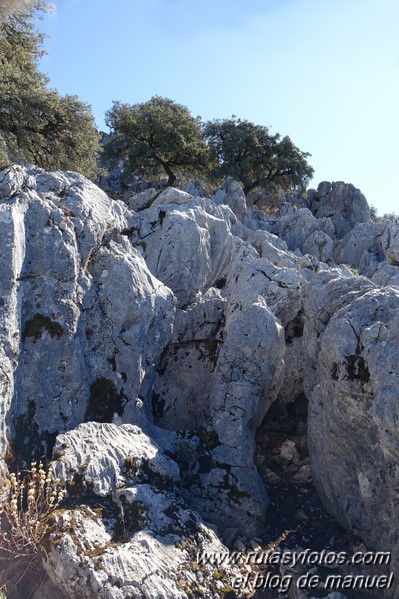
[37,0,399,214]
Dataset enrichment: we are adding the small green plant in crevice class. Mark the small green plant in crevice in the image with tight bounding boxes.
[346,264,360,277]
[0,461,67,599]
[123,455,141,480]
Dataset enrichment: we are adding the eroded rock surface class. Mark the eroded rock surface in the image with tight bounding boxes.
[1,165,399,597]
[307,181,370,238]
[0,165,174,468]
[47,422,242,599]
[304,273,399,573]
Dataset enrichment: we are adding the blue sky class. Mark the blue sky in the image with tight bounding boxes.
[37,0,399,214]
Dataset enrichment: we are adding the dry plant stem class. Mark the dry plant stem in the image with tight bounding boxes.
[0,461,67,597]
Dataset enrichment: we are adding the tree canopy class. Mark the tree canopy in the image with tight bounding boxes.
[0,2,100,177]
[0,0,35,19]
[204,116,314,195]
[103,96,210,187]
[0,0,314,194]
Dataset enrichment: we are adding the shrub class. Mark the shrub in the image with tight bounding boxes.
[0,461,66,598]
[370,204,399,222]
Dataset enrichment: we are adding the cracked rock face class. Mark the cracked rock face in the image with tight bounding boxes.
[46,422,241,599]
[308,180,370,238]
[2,166,399,596]
[0,165,174,465]
[304,273,399,572]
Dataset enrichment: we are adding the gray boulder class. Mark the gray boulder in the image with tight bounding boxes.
[268,206,335,257]
[333,221,387,276]
[381,220,399,265]
[127,187,158,212]
[210,178,247,217]
[308,181,370,238]
[151,242,289,536]
[0,165,174,465]
[304,271,399,574]
[152,288,225,431]
[46,423,242,599]
[372,262,399,289]
[135,195,235,308]
[302,229,334,263]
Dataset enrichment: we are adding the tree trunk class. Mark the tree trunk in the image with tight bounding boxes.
[166,169,176,187]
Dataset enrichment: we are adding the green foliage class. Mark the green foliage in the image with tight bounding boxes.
[204,116,314,195]
[0,3,100,176]
[370,204,398,222]
[103,96,210,186]
[0,0,35,20]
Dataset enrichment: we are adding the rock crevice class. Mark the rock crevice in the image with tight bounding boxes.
[1,166,398,598]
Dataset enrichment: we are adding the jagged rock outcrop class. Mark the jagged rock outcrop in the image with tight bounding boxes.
[333,221,387,276]
[307,181,370,237]
[267,205,335,257]
[45,422,242,599]
[2,165,399,598]
[0,165,174,469]
[303,272,399,574]
[268,182,371,265]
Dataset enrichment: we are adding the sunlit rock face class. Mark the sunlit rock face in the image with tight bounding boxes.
[1,165,399,596]
[0,165,174,468]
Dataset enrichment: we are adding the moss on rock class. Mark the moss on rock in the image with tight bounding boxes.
[22,313,64,343]
[84,377,125,423]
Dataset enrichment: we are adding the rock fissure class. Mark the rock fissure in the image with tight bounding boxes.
[0,168,398,598]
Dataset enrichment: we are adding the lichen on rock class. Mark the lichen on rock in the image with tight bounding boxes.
[1,165,399,597]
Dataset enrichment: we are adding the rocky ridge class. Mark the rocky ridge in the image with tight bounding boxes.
[0,166,398,598]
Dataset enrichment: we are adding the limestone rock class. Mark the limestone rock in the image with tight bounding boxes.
[381,220,399,265]
[46,421,243,599]
[292,464,312,485]
[278,335,305,405]
[127,187,158,212]
[181,180,206,197]
[0,164,26,198]
[151,246,289,535]
[308,181,370,238]
[249,229,301,273]
[304,273,399,573]
[268,206,335,256]
[210,178,247,217]
[272,439,300,469]
[2,165,399,595]
[372,262,399,288]
[333,221,387,276]
[52,422,179,496]
[136,196,235,307]
[152,289,225,431]
[0,165,174,465]
[302,230,334,263]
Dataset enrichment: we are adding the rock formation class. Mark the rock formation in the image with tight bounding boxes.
[0,165,398,598]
